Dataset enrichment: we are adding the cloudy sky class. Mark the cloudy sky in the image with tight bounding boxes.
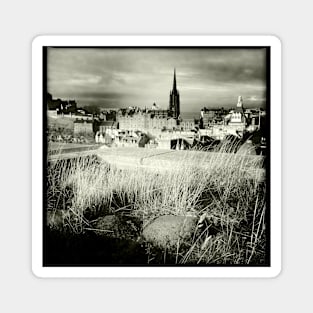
[47,47,267,114]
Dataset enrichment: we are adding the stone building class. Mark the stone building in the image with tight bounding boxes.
[117,111,177,132]
[73,119,94,136]
[149,109,169,118]
[147,116,177,131]
[200,107,227,128]
[180,119,195,131]
[117,112,147,131]
[96,121,117,133]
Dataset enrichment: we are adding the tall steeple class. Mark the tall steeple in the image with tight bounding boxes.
[169,68,180,119]
[173,68,177,92]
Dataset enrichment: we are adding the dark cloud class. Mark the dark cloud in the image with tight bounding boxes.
[73,91,128,108]
[47,48,267,112]
[74,91,124,100]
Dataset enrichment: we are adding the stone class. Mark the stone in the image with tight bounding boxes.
[94,215,119,236]
[93,215,141,240]
[142,215,197,250]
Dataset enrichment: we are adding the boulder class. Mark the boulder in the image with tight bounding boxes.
[93,215,119,236]
[93,215,140,240]
[142,215,197,249]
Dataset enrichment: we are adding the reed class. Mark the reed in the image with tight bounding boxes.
[46,141,267,265]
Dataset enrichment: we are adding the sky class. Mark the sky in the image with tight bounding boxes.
[47,48,267,114]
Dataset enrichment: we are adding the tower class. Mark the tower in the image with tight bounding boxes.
[237,95,243,108]
[169,68,180,119]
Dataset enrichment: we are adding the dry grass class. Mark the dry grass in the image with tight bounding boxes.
[46,141,267,265]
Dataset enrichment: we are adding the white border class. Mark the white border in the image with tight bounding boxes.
[32,36,281,278]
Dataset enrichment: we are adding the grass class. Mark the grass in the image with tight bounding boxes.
[46,140,267,265]
[47,116,74,132]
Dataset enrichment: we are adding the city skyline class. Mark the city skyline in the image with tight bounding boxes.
[47,47,267,112]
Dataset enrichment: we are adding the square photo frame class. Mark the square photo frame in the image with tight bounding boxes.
[32,35,281,278]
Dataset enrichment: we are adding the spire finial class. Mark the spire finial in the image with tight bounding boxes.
[237,95,243,107]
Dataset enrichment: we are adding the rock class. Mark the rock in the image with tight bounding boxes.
[93,215,140,240]
[93,215,119,236]
[142,215,197,250]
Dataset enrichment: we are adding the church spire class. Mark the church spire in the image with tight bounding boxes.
[169,68,180,119]
[173,68,177,91]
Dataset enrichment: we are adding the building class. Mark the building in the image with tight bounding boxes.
[47,93,77,115]
[169,69,180,119]
[202,110,213,128]
[147,115,176,131]
[180,119,195,131]
[96,121,117,133]
[117,111,147,131]
[99,110,117,121]
[117,111,177,132]
[229,96,245,123]
[197,97,257,140]
[200,107,227,128]
[226,96,246,136]
[73,119,94,136]
[149,109,169,118]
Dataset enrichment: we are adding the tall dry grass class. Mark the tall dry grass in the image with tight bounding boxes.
[46,140,267,265]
